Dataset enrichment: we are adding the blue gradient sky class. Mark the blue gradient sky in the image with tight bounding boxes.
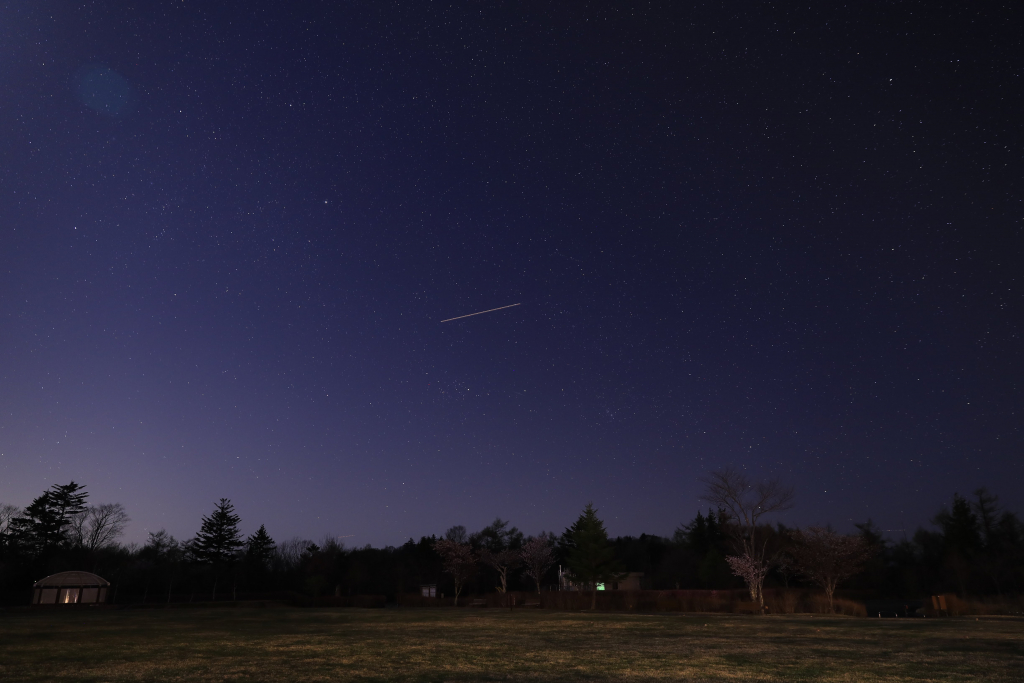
[1,1,1021,546]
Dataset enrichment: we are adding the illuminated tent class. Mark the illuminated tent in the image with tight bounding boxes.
[32,571,110,605]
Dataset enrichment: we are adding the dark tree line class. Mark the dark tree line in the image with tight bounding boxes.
[2,480,1022,606]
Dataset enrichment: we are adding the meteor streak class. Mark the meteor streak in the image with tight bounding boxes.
[440,303,521,323]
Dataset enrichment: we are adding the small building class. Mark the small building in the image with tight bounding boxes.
[32,571,110,605]
[608,572,644,591]
[558,566,645,591]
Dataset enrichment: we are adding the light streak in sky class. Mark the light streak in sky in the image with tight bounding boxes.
[440,303,521,323]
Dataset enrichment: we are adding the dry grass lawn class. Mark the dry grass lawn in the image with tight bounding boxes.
[0,605,1021,682]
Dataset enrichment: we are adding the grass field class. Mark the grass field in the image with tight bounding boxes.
[1,606,1021,682]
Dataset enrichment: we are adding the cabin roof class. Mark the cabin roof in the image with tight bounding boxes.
[33,571,110,588]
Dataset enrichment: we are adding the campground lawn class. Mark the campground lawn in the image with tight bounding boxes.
[0,605,1020,682]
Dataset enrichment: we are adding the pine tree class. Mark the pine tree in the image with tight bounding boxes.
[193,499,243,564]
[193,499,243,601]
[561,503,621,609]
[935,493,981,555]
[246,524,276,567]
[934,493,982,596]
[14,482,88,554]
[677,508,727,555]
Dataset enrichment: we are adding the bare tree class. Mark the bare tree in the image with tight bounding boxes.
[86,503,130,549]
[775,552,796,588]
[520,533,555,594]
[0,503,20,551]
[789,527,874,613]
[144,530,181,603]
[275,537,314,571]
[68,510,87,548]
[726,553,770,603]
[480,548,521,596]
[434,538,475,606]
[702,467,794,611]
[69,503,131,550]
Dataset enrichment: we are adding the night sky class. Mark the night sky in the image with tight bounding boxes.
[2,2,1021,547]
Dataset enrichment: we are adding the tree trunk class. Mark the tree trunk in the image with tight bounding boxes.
[949,553,969,599]
[591,586,597,610]
[989,565,1003,598]
[212,577,218,602]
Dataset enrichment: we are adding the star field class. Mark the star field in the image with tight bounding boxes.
[1,2,1021,544]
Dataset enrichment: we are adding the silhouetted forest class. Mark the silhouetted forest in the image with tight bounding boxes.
[1,482,1021,607]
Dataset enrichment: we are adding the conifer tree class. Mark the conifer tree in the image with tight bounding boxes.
[561,503,620,609]
[193,499,243,564]
[246,524,276,567]
[934,493,982,596]
[193,498,243,601]
[14,482,88,554]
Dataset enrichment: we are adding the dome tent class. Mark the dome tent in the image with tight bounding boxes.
[32,571,109,605]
